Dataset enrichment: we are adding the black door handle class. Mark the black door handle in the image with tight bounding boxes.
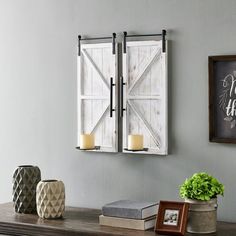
[119,76,126,117]
[110,77,115,117]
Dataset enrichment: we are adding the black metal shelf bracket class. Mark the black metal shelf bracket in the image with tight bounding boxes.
[124,148,149,152]
[78,33,116,56]
[123,29,167,54]
[76,146,101,151]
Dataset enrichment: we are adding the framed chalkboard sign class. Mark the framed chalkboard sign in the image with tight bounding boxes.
[209,55,236,143]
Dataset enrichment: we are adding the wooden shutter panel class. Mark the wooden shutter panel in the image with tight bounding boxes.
[122,40,168,155]
[77,43,118,152]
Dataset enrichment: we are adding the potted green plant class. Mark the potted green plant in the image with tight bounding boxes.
[179,172,224,234]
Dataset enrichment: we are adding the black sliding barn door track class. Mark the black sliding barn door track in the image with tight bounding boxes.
[123,29,166,53]
[78,33,116,56]
[78,30,166,56]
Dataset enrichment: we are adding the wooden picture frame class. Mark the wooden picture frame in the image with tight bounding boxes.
[209,55,236,143]
[155,201,189,236]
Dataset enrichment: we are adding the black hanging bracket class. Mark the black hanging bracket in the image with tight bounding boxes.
[78,33,116,56]
[123,29,167,54]
[123,31,127,54]
[162,29,166,53]
[78,35,81,56]
[112,33,116,55]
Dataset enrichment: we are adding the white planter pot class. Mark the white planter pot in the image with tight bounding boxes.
[185,198,217,234]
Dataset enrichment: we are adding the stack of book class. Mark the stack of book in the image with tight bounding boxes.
[99,200,159,230]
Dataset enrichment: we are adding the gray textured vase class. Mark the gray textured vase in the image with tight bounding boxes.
[13,165,41,214]
[185,198,217,234]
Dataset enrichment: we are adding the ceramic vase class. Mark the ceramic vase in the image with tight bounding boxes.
[36,180,65,219]
[13,165,41,213]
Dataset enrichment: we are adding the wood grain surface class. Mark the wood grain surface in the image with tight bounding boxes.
[0,203,235,236]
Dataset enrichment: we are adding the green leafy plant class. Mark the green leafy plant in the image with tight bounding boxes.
[179,172,224,201]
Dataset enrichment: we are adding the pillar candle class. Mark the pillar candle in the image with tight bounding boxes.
[80,134,95,149]
[128,134,143,150]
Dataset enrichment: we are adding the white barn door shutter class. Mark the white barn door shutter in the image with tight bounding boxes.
[122,40,168,155]
[77,43,118,152]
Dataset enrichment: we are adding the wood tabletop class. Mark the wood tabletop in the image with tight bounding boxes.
[0,203,235,236]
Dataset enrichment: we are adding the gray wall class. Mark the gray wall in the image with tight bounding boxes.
[0,0,236,222]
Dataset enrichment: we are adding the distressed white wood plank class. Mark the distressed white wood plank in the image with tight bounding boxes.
[128,100,160,148]
[139,46,151,146]
[82,48,92,96]
[137,45,151,96]
[93,48,103,145]
[161,48,168,154]
[103,47,114,147]
[77,56,82,144]
[127,46,139,93]
[92,100,102,145]
[81,43,112,49]
[150,100,161,148]
[123,52,128,148]
[103,104,113,147]
[128,48,161,94]
[92,48,104,96]
[82,49,110,90]
[80,96,108,100]
[127,95,161,100]
[150,46,162,96]
[113,44,118,152]
[150,48,164,148]
[138,101,151,148]
[83,100,92,133]
[89,104,109,134]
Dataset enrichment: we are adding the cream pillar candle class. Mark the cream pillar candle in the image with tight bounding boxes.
[80,134,95,149]
[128,134,143,150]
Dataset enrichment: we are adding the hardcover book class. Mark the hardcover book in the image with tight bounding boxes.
[99,215,156,230]
[102,200,158,219]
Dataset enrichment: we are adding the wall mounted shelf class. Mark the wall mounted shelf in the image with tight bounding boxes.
[77,37,118,153]
[77,31,168,155]
[76,146,101,151]
[122,39,168,155]
[123,148,149,152]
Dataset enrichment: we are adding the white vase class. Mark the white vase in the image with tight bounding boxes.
[36,180,65,219]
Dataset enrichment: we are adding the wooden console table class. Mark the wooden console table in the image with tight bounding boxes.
[0,203,235,235]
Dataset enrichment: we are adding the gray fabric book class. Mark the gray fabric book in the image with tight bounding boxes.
[102,200,159,219]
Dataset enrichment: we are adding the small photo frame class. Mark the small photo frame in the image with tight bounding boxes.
[155,201,189,236]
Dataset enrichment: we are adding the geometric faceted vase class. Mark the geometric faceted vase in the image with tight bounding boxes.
[13,165,41,214]
[36,180,65,219]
